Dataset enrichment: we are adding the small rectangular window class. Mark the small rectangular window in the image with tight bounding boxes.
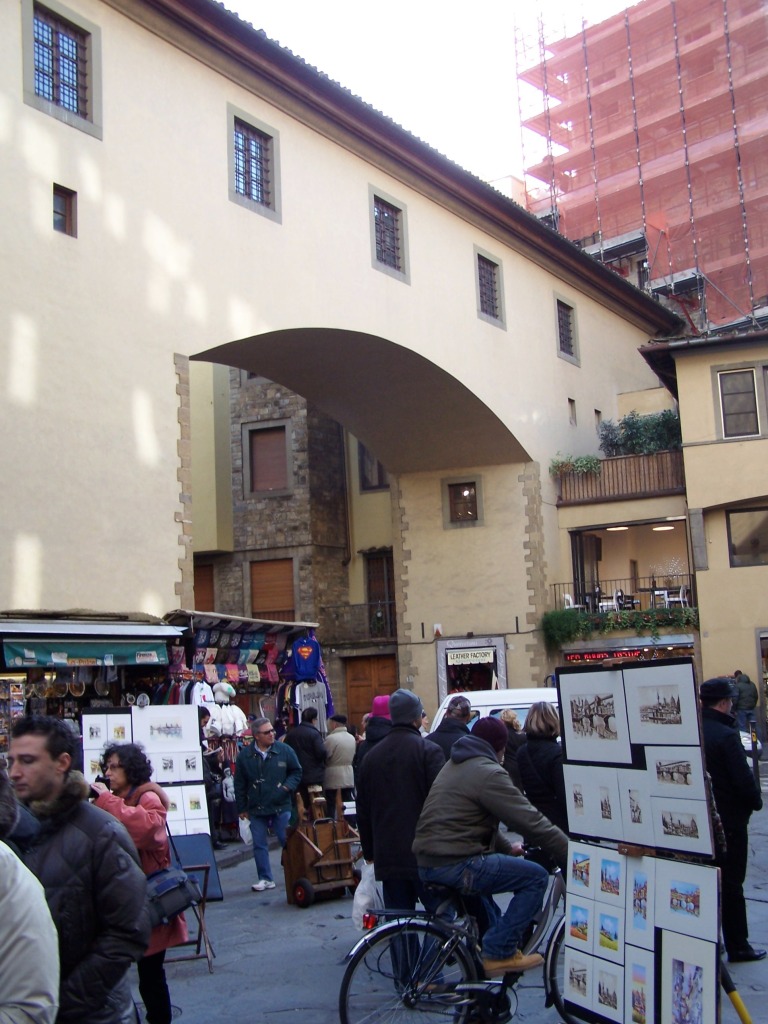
[53,184,76,235]
[719,369,759,437]
[234,118,272,206]
[374,196,402,270]
[448,483,478,523]
[248,426,288,492]
[477,255,500,319]
[358,442,389,491]
[594,409,602,431]
[726,508,768,567]
[568,398,577,425]
[557,300,575,357]
[33,4,88,117]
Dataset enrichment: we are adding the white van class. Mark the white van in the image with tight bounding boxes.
[431,687,558,733]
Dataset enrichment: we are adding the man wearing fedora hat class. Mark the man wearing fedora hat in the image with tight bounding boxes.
[700,677,765,963]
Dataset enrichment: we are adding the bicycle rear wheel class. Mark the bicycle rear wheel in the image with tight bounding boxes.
[339,919,478,1024]
[544,916,582,1024]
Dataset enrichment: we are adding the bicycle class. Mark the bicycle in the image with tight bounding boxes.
[339,851,575,1024]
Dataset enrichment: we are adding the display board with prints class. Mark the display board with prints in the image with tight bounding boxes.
[81,704,206,835]
[556,658,721,1024]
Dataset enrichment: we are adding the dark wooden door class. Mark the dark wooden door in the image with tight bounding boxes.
[345,654,397,733]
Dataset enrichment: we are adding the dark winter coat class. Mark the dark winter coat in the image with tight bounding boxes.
[413,734,568,869]
[353,715,392,787]
[503,727,526,790]
[234,741,302,817]
[701,706,762,830]
[20,772,150,1024]
[357,723,445,881]
[733,674,758,712]
[283,721,327,785]
[428,716,470,759]
[516,736,569,833]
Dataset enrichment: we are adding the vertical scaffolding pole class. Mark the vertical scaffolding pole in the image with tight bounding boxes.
[537,14,559,228]
[670,0,706,321]
[722,0,756,322]
[580,17,603,252]
[624,10,647,253]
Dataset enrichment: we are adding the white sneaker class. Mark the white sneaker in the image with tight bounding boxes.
[251,880,276,891]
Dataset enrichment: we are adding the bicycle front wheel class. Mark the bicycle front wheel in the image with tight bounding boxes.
[544,916,582,1024]
[339,919,478,1024]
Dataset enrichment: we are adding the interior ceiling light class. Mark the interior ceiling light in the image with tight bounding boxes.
[606,526,629,532]
[653,525,675,531]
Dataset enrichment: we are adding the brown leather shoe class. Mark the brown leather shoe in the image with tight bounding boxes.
[483,950,544,976]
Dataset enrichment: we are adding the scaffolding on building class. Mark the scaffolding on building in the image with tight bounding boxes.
[515,0,768,332]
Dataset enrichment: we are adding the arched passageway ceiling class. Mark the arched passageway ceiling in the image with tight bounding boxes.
[193,328,530,474]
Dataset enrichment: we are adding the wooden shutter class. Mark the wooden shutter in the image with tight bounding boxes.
[250,427,287,491]
[251,559,294,620]
[193,564,215,611]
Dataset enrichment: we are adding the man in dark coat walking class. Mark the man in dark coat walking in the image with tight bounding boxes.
[356,688,444,912]
[283,707,327,817]
[429,694,472,758]
[700,677,765,963]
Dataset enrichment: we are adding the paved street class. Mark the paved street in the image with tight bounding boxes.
[141,775,768,1023]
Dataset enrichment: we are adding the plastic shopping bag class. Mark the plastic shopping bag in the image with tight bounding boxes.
[238,816,253,846]
[352,860,383,930]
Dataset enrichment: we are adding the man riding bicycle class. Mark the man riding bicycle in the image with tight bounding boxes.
[412,716,568,978]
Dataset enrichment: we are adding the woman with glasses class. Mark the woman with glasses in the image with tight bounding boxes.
[234,717,302,892]
[91,743,187,1024]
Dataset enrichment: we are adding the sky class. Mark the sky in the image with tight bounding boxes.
[226,0,634,185]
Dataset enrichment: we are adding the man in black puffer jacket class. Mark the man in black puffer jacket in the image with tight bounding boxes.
[9,716,150,1024]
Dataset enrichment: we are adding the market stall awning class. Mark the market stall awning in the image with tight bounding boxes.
[164,609,318,637]
[3,639,170,667]
[0,615,184,669]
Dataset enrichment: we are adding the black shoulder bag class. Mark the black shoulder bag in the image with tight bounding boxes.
[145,825,203,928]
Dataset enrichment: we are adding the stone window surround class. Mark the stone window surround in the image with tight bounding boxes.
[21,0,103,139]
[474,245,506,328]
[713,361,766,440]
[227,103,282,223]
[241,419,293,498]
[554,292,580,366]
[369,185,410,284]
[441,476,484,529]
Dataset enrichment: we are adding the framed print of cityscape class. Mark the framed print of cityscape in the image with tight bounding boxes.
[623,662,699,746]
[559,669,633,764]
[618,769,654,844]
[625,856,656,950]
[564,764,625,841]
[646,745,707,800]
[650,795,714,856]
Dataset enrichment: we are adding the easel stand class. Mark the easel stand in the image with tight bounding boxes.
[165,864,216,973]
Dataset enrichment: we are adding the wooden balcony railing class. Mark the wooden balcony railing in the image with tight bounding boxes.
[557,450,685,505]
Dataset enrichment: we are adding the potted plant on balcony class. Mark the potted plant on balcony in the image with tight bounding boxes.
[548,453,601,478]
